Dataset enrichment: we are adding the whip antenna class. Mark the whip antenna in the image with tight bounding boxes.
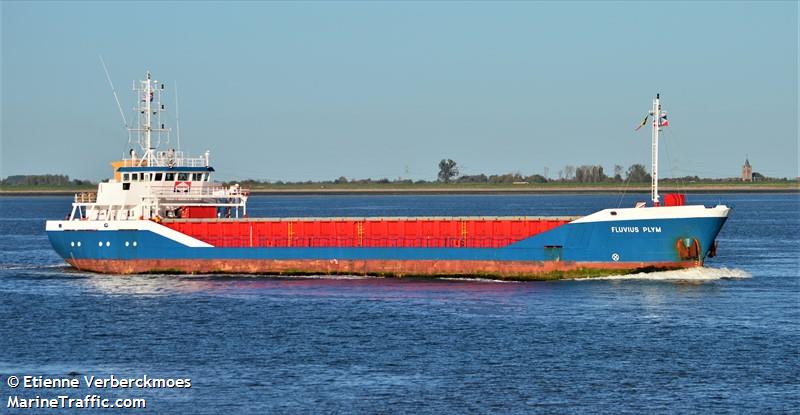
[99,55,129,131]
[175,81,181,151]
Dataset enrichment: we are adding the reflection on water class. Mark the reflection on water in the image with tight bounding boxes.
[77,272,539,299]
[70,265,754,298]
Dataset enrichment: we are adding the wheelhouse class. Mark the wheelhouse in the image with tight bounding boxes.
[117,166,215,186]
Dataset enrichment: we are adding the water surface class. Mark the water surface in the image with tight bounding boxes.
[0,193,797,413]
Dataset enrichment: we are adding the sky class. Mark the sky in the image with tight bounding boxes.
[1,1,797,182]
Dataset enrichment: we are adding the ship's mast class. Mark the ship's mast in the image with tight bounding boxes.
[651,94,661,206]
[131,71,168,166]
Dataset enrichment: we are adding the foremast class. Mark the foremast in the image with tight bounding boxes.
[650,94,660,205]
[649,94,667,206]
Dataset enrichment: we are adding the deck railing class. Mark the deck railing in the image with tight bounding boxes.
[148,184,248,199]
[202,236,521,249]
[119,152,209,168]
[74,192,97,203]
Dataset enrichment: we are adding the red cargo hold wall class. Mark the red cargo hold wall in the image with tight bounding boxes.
[163,218,571,248]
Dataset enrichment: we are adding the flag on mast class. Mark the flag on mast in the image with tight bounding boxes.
[634,114,649,131]
[659,112,669,127]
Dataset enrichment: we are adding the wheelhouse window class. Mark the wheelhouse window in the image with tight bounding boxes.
[192,173,203,181]
[154,173,163,181]
[122,173,130,181]
[143,173,150,181]
[165,172,175,181]
[177,173,189,181]
[131,173,139,181]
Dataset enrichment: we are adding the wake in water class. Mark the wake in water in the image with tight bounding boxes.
[269,274,380,281]
[574,266,751,282]
[0,263,69,271]
[438,277,520,283]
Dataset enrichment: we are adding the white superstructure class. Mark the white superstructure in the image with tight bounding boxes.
[68,71,248,222]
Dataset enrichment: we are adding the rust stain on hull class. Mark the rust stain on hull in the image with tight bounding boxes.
[66,259,701,280]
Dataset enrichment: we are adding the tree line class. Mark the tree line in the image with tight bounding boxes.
[234,162,655,186]
[437,159,652,184]
[2,164,788,188]
[230,159,788,186]
[0,174,93,187]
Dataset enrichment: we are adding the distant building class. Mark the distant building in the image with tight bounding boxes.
[741,158,753,181]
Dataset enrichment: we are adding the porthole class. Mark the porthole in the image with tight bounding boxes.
[77,241,81,247]
[106,241,111,247]
[125,241,130,247]
[70,241,75,247]
[104,223,109,228]
[132,241,138,247]
[610,211,617,216]
[98,241,103,247]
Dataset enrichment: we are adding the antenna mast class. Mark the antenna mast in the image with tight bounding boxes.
[99,56,129,133]
[175,81,181,151]
[131,71,169,166]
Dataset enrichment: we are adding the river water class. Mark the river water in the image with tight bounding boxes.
[0,193,797,413]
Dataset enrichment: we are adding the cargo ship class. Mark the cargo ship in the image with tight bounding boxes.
[46,72,730,279]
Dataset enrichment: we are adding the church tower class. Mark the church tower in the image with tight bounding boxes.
[741,158,753,181]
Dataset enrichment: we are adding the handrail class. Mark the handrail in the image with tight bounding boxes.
[74,192,97,203]
[200,236,521,249]
[148,184,248,198]
[119,152,208,168]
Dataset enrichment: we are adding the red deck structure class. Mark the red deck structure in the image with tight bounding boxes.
[163,217,576,249]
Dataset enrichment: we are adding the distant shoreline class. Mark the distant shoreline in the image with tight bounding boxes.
[2,184,797,196]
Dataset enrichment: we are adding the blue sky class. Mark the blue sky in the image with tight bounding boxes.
[1,1,797,181]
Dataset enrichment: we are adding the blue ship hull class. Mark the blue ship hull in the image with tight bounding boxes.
[46,205,730,279]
